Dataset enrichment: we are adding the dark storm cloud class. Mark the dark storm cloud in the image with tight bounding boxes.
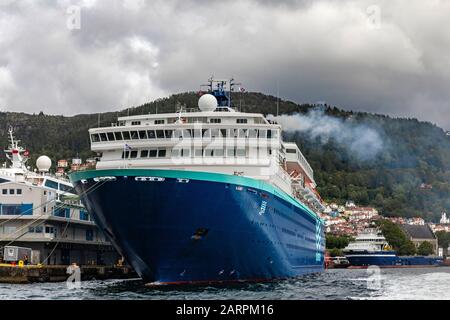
[1,0,450,129]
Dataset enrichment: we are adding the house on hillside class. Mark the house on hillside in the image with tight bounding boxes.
[401,224,438,255]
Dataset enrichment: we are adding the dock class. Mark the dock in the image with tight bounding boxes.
[0,264,138,284]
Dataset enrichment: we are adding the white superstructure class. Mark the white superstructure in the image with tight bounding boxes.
[0,128,117,265]
[87,78,325,213]
[343,229,390,253]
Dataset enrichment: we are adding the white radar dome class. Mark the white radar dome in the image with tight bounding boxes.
[36,155,52,172]
[198,94,218,112]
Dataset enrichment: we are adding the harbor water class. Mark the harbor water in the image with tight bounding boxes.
[1,267,450,300]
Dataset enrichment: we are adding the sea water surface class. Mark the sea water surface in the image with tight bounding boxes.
[1,267,450,300]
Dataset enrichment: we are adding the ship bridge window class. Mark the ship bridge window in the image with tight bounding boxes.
[171,149,180,157]
[211,129,221,138]
[122,151,130,159]
[248,129,258,139]
[114,132,123,140]
[194,129,202,138]
[214,149,224,157]
[86,229,94,241]
[122,131,131,140]
[194,149,203,157]
[182,148,190,157]
[155,120,165,125]
[130,151,138,158]
[202,129,210,139]
[107,132,115,141]
[171,148,190,157]
[2,189,7,195]
[156,130,165,139]
[158,149,167,158]
[204,149,214,157]
[80,210,89,221]
[59,184,75,194]
[1,204,33,216]
[141,150,149,158]
[130,131,139,140]
[227,148,235,157]
[238,129,248,138]
[99,133,108,142]
[210,118,221,124]
[139,131,147,139]
[183,129,192,139]
[271,130,279,139]
[259,129,267,138]
[237,118,248,124]
[147,130,156,139]
[236,148,246,157]
[45,226,55,234]
[286,149,297,154]
[149,150,158,158]
[91,134,100,143]
[9,189,15,195]
[165,130,173,139]
[174,129,183,140]
[131,121,141,126]
[45,180,59,190]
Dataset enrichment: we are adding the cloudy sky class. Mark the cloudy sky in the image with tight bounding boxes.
[1,0,450,128]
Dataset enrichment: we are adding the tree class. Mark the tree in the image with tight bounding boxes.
[328,248,343,257]
[398,241,417,256]
[417,241,434,256]
[377,219,417,255]
[436,231,450,249]
[326,235,352,249]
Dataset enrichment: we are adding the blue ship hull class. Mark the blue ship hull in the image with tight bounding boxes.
[345,251,398,266]
[70,169,325,284]
[346,251,444,267]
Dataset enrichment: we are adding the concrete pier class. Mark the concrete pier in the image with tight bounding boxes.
[0,264,138,284]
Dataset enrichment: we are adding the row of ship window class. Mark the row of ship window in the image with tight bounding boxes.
[0,203,91,221]
[129,118,249,126]
[2,188,22,196]
[27,225,94,241]
[122,147,273,159]
[91,128,279,143]
[44,180,75,194]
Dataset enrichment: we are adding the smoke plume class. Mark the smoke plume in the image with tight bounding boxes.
[269,110,385,161]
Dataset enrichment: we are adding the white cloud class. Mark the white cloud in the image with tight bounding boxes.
[0,0,450,129]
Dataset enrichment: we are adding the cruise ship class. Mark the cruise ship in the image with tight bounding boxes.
[0,128,118,265]
[70,78,326,284]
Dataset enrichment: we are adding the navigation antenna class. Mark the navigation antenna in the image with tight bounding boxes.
[276,79,280,118]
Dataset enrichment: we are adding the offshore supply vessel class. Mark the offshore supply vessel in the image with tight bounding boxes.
[70,78,326,284]
[343,229,443,267]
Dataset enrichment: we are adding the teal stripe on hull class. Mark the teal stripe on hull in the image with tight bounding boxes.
[70,168,323,223]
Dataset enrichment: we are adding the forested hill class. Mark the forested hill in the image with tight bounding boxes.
[1,92,450,222]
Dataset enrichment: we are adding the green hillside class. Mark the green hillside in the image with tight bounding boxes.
[1,91,449,222]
